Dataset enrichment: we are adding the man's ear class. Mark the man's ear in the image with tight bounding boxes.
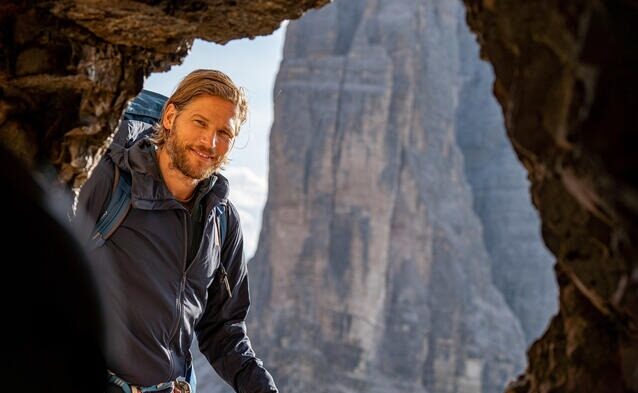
[162,103,177,130]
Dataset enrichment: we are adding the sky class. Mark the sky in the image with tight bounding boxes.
[144,26,287,258]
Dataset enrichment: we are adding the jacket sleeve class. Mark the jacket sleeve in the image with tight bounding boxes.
[195,202,278,393]
[71,154,115,245]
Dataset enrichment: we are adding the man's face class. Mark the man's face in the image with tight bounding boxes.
[162,95,238,181]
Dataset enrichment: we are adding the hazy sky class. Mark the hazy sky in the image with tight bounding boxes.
[144,25,287,258]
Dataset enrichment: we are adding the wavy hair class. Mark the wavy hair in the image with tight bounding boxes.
[151,69,248,148]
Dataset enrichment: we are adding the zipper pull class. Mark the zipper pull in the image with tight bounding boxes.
[220,267,233,299]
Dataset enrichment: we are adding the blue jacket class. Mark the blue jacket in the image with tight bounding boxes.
[76,138,277,393]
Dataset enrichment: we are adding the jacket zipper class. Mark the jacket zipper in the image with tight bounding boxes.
[168,211,190,378]
[167,201,225,376]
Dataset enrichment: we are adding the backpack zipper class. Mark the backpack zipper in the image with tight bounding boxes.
[214,205,232,299]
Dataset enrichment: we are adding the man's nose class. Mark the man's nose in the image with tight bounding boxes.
[200,130,219,149]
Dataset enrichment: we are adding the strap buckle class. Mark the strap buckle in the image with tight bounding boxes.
[107,369,178,393]
[174,377,191,393]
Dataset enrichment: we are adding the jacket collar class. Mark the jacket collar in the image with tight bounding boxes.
[108,139,229,210]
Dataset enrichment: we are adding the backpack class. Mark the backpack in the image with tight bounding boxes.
[91,90,232,298]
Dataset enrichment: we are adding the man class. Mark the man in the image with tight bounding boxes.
[76,69,278,393]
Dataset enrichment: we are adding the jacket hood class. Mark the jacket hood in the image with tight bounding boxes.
[108,139,229,210]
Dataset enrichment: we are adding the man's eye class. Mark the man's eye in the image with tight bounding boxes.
[195,120,206,127]
[220,130,233,139]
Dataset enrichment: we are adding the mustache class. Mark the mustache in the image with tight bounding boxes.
[192,145,217,159]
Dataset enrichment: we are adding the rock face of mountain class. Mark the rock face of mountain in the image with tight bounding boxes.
[455,22,558,344]
[244,1,556,392]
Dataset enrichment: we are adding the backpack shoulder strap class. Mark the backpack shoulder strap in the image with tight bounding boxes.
[91,165,132,243]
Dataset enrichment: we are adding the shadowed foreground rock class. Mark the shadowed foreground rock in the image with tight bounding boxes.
[1,144,106,392]
[463,1,638,391]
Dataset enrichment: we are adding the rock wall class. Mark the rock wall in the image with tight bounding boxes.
[454,17,557,344]
[244,1,558,392]
[463,1,638,391]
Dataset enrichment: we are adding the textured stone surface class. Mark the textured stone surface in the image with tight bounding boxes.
[463,0,638,392]
[0,0,329,190]
[236,1,559,392]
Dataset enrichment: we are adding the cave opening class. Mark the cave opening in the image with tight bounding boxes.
[2,0,636,392]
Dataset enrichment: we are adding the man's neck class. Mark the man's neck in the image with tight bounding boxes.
[157,147,198,202]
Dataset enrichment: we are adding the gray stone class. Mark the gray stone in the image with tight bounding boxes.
[222,0,556,392]
[454,10,558,344]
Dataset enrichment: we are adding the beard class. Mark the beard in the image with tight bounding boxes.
[164,126,225,181]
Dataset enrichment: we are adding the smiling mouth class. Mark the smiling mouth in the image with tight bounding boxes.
[191,148,215,161]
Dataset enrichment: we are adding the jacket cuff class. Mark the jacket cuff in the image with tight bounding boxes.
[234,358,278,393]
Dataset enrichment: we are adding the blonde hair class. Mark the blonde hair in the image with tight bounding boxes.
[151,69,248,148]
